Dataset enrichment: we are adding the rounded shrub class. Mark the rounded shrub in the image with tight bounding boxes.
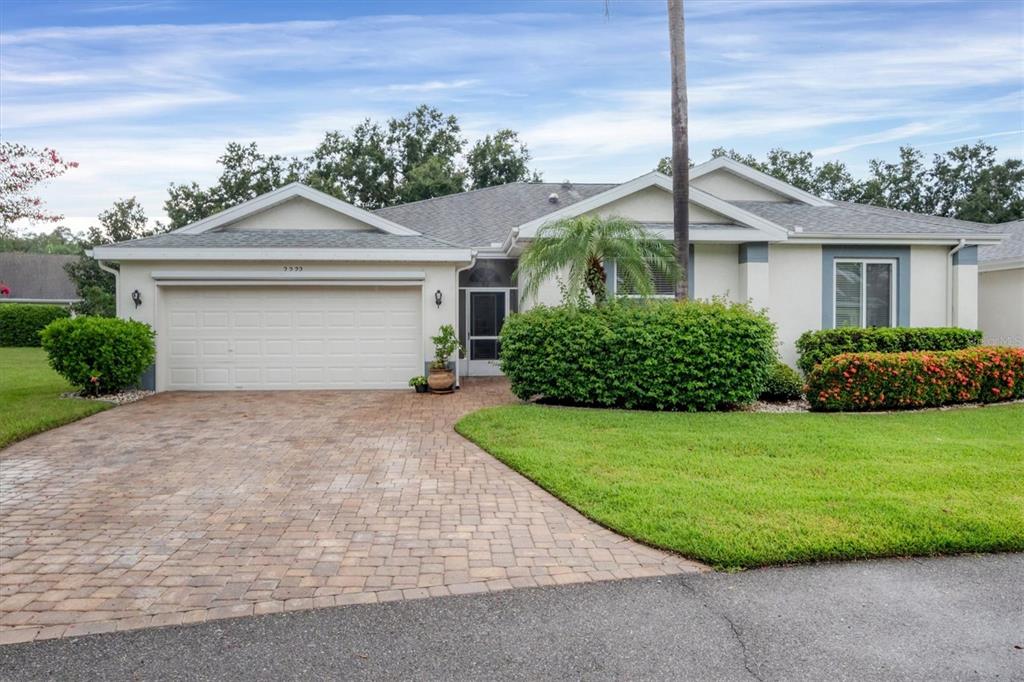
[759,361,804,401]
[795,327,983,375]
[40,316,155,395]
[500,299,776,411]
[806,346,1024,411]
[0,303,70,347]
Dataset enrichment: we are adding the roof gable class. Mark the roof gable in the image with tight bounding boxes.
[690,157,833,206]
[174,183,420,236]
[516,172,790,241]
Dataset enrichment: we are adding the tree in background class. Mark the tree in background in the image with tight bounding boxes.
[0,226,83,254]
[467,129,540,189]
[656,141,1024,223]
[0,142,78,232]
[66,197,161,316]
[165,105,539,228]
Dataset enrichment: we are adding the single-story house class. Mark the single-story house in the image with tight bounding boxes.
[978,219,1024,346]
[0,252,80,304]
[91,158,1006,391]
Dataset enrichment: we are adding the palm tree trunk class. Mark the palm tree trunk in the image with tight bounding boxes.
[667,0,689,300]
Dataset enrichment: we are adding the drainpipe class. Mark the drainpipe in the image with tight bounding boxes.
[946,239,967,326]
[453,250,479,388]
[93,255,120,317]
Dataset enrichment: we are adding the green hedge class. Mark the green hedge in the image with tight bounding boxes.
[500,300,776,411]
[760,361,804,401]
[0,303,71,347]
[40,316,155,395]
[807,347,1024,411]
[795,327,983,375]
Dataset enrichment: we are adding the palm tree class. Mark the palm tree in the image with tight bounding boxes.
[516,215,679,305]
[667,0,689,299]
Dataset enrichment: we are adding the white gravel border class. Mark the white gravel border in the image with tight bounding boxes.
[62,389,155,406]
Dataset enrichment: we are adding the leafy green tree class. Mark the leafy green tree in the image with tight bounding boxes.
[399,155,466,204]
[467,129,539,189]
[925,142,1024,223]
[0,226,83,254]
[165,142,304,228]
[515,215,679,305]
[859,146,930,213]
[67,197,160,316]
[305,124,396,208]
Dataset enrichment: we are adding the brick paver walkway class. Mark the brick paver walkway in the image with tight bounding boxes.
[1,379,704,644]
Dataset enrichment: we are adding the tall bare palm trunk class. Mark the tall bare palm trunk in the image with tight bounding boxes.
[667,0,689,300]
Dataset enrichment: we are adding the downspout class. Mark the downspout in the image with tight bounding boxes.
[453,250,479,388]
[946,239,967,326]
[94,255,120,317]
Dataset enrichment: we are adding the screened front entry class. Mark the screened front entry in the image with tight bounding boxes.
[467,290,507,376]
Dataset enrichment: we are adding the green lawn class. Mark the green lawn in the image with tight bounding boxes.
[456,403,1024,569]
[0,347,110,449]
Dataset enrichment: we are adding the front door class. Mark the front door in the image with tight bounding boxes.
[467,290,506,376]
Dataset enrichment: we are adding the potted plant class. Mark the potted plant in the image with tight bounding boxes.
[427,324,462,393]
[409,375,428,393]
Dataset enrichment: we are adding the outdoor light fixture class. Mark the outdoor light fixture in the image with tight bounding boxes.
[434,290,443,307]
[131,289,142,308]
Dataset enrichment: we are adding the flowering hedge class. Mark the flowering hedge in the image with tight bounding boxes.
[795,327,983,375]
[807,346,1024,411]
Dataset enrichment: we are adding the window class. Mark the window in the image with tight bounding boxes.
[833,259,896,328]
[611,260,676,298]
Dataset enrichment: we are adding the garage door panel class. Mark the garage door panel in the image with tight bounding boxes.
[161,286,422,390]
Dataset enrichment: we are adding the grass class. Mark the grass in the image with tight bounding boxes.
[456,403,1024,570]
[0,347,110,449]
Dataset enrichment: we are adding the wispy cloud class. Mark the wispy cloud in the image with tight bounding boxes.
[1,1,1020,227]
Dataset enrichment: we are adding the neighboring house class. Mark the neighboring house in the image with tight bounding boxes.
[0,252,80,304]
[90,158,1005,391]
[978,220,1024,346]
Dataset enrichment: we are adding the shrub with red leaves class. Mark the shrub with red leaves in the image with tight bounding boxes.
[806,346,1024,411]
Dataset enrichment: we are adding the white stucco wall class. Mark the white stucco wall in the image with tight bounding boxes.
[909,246,950,326]
[691,169,788,202]
[693,244,740,301]
[590,186,729,224]
[979,267,1024,346]
[222,197,376,231]
[768,244,823,366]
[115,260,463,388]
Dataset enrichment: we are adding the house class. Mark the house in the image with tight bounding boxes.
[0,252,80,304]
[978,220,1024,346]
[90,158,1005,391]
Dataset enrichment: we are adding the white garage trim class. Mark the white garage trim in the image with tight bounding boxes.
[90,247,474,262]
[156,285,424,391]
[151,269,426,285]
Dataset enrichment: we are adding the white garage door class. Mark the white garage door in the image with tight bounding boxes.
[160,286,421,390]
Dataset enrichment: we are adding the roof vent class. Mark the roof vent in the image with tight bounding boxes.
[561,180,573,190]
[794,226,804,233]
[548,193,560,204]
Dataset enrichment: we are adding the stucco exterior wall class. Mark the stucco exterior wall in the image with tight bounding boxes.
[115,260,463,386]
[590,187,728,224]
[222,198,376,231]
[909,245,949,326]
[693,244,740,301]
[691,169,788,202]
[768,244,823,366]
[978,267,1024,346]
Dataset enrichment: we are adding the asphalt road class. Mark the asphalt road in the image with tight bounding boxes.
[2,553,1021,681]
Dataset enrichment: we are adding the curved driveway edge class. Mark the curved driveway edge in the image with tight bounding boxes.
[1,379,704,644]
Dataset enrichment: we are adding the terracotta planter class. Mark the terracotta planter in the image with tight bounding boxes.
[427,366,455,393]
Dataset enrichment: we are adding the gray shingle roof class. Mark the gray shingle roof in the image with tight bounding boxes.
[98,230,461,250]
[979,220,1024,263]
[0,253,79,301]
[373,182,617,247]
[732,201,999,236]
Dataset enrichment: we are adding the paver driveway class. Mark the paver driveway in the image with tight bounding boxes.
[1,380,703,643]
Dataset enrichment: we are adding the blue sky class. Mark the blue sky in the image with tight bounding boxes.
[2,0,1022,231]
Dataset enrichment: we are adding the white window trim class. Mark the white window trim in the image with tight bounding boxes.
[832,257,898,329]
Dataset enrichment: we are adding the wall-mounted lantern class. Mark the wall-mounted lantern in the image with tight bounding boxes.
[434,290,443,308]
[131,289,142,308]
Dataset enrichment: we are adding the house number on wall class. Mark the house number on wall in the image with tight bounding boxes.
[282,266,303,272]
